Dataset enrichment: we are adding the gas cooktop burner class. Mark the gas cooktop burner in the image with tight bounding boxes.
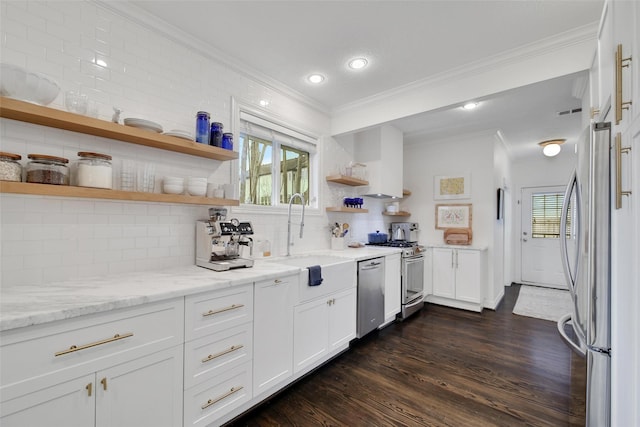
[367,241,417,248]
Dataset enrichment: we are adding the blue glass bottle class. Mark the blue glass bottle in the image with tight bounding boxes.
[221,133,233,150]
[195,111,210,144]
[210,122,223,147]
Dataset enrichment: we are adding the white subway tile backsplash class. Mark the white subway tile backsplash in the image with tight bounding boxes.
[1,1,335,286]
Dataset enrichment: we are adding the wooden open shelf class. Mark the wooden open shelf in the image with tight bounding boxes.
[402,189,412,196]
[382,210,411,217]
[0,181,239,206]
[325,175,369,186]
[0,97,238,161]
[326,207,369,213]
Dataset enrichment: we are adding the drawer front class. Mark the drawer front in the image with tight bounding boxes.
[184,361,252,427]
[185,285,253,342]
[184,323,252,390]
[0,299,183,400]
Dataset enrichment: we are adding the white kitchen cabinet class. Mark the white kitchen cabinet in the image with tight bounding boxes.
[293,287,356,374]
[382,253,401,325]
[0,299,184,427]
[430,247,486,312]
[183,284,254,427]
[96,346,183,427]
[253,274,296,397]
[0,374,95,427]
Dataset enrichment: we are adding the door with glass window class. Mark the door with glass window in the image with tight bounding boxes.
[521,186,568,289]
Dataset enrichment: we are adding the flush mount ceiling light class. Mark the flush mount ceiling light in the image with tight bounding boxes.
[307,74,325,84]
[348,58,368,70]
[539,139,566,157]
[462,102,479,110]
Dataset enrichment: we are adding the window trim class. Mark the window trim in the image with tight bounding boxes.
[230,98,320,215]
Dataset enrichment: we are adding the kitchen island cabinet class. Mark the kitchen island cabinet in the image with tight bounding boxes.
[428,246,486,312]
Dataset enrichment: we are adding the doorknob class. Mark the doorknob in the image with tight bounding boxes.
[523,232,528,236]
[523,238,528,242]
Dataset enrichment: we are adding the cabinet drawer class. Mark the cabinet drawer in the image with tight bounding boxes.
[183,361,252,427]
[185,284,253,341]
[0,298,183,400]
[184,323,252,390]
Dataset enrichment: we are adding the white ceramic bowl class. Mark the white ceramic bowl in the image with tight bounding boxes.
[187,177,207,185]
[386,205,398,213]
[163,183,184,194]
[163,177,184,186]
[187,186,207,196]
[1,63,60,105]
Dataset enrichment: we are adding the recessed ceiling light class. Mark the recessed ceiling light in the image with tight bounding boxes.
[259,99,270,107]
[462,102,479,110]
[348,58,368,70]
[308,74,325,84]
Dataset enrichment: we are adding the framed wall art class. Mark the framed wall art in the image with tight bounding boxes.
[435,203,472,230]
[434,173,471,200]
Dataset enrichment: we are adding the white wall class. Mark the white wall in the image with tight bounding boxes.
[493,134,512,300]
[0,1,360,286]
[402,130,500,308]
[510,148,576,283]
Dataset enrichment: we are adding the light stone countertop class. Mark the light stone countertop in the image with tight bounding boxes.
[0,248,401,332]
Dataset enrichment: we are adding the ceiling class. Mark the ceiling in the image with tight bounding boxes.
[130,1,603,157]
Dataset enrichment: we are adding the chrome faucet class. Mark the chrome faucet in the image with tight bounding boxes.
[287,193,305,256]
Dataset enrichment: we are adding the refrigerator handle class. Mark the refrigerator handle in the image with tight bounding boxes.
[557,313,586,357]
[560,170,578,295]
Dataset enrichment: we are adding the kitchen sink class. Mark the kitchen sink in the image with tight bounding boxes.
[266,254,356,302]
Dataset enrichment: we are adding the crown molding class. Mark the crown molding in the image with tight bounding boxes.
[332,22,599,116]
[94,1,330,116]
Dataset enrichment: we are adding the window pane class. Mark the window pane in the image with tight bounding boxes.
[280,145,309,204]
[531,193,571,238]
[239,134,273,205]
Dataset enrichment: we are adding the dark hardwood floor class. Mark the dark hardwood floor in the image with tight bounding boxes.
[226,285,586,427]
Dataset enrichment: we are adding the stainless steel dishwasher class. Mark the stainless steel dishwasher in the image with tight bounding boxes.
[357,257,385,338]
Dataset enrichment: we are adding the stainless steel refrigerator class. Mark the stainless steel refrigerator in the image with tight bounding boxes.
[557,121,611,426]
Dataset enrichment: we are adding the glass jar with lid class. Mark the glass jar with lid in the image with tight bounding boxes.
[77,151,113,189]
[26,154,70,185]
[210,122,223,147]
[0,151,23,182]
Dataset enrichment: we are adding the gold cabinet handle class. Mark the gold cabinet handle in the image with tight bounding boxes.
[202,304,244,317]
[54,332,134,356]
[201,344,244,364]
[615,133,632,209]
[86,382,93,397]
[615,44,633,124]
[100,377,108,391]
[201,386,243,410]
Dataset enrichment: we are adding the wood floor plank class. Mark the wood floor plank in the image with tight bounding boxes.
[226,285,586,427]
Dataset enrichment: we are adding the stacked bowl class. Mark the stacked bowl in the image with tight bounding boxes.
[163,176,184,194]
[186,177,207,196]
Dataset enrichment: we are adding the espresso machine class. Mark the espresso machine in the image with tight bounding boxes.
[196,208,255,271]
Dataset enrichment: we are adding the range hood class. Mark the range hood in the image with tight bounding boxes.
[353,124,404,198]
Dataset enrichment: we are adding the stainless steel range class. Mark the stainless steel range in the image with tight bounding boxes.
[367,222,425,320]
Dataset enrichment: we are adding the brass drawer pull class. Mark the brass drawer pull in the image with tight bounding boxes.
[201,386,243,410]
[201,344,244,364]
[615,44,633,124]
[615,132,632,209]
[202,304,244,317]
[54,332,134,357]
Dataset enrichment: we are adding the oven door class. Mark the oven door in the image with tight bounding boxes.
[402,254,425,305]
